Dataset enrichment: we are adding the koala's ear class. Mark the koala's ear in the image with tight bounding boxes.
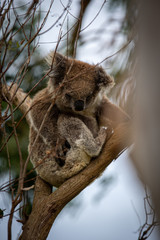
[96,67,114,89]
[46,52,67,84]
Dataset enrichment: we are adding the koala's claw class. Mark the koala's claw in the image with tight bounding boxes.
[105,125,114,141]
[101,126,108,130]
[97,127,108,143]
[98,125,114,142]
[99,126,107,136]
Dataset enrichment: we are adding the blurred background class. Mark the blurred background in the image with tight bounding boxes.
[0,0,159,239]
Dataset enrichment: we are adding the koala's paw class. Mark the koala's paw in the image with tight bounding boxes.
[98,127,108,143]
[98,126,114,144]
[102,125,114,142]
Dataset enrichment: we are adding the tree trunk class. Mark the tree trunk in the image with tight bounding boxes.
[133,0,160,231]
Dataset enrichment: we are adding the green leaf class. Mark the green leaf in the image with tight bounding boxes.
[16,41,20,48]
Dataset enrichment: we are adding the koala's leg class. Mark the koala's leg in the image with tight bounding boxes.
[58,115,108,157]
[75,126,109,157]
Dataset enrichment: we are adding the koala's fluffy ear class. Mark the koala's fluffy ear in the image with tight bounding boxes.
[46,52,67,85]
[96,67,115,89]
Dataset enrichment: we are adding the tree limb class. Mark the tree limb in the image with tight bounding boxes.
[2,83,31,124]
[20,122,131,240]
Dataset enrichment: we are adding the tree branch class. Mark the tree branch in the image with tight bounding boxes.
[20,122,131,240]
[2,83,31,124]
[67,0,91,57]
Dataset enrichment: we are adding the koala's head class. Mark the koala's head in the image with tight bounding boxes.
[46,52,114,113]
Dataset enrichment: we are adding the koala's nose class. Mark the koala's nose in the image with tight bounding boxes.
[74,100,84,111]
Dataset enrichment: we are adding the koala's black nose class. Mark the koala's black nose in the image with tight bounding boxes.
[74,100,84,111]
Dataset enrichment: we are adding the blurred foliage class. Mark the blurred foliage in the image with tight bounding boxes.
[93,175,116,203]
[0,1,46,220]
[107,0,137,116]
[108,0,137,35]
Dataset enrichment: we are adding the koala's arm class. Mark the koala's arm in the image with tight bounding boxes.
[58,115,109,157]
[98,96,130,129]
[29,90,60,145]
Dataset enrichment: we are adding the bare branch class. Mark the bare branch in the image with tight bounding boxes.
[138,187,160,240]
[67,0,91,57]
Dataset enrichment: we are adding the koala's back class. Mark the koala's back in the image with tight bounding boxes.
[29,88,59,144]
[28,88,62,185]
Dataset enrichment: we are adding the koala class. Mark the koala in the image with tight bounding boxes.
[27,52,129,187]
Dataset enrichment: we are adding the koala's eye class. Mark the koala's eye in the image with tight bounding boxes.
[65,94,72,100]
[86,94,92,103]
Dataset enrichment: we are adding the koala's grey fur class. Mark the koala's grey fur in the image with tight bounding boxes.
[27,52,128,187]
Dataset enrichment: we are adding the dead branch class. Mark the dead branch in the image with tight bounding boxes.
[2,83,31,124]
[67,0,91,57]
[138,186,160,240]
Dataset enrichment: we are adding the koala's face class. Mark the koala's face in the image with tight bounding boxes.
[47,52,114,113]
[59,78,97,112]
